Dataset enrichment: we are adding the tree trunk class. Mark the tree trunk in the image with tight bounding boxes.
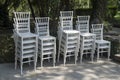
[28,0,35,21]
[90,0,108,24]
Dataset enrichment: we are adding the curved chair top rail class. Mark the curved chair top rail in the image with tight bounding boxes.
[60,11,73,17]
[77,16,90,21]
[35,17,49,37]
[76,16,90,34]
[91,24,103,40]
[35,17,49,23]
[13,18,30,24]
[14,12,30,19]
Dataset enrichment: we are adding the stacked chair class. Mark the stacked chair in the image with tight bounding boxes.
[35,17,56,67]
[91,24,111,60]
[57,11,73,40]
[57,11,80,66]
[76,16,96,63]
[13,12,38,75]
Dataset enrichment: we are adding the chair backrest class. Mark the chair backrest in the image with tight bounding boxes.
[76,16,90,34]
[60,11,73,17]
[14,18,30,33]
[14,12,30,19]
[91,24,103,40]
[35,17,49,37]
[59,17,73,30]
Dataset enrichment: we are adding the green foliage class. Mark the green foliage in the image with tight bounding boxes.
[108,0,118,8]
[0,0,21,28]
[74,0,91,9]
[13,0,30,12]
[0,34,14,63]
[103,21,112,32]
[114,11,120,20]
[113,11,120,27]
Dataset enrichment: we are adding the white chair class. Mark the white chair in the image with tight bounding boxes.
[76,16,90,33]
[13,18,30,33]
[13,12,38,75]
[57,30,80,66]
[91,24,111,60]
[58,16,73,39]
[58,11,73,40]
[80,33,95,63]
[35,17,56,67]
[57,11,80,65]
[76,16,95,63]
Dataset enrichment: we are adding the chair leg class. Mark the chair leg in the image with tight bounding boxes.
[92,48,95,62]
[57,50,60,62]
[108,44,111,60]
[48,55,50,62]
[28,58,31,66]
[15,55,17,70]
[34,56,37,71]
[97,47,99,61]
[80,49,83,64]
[20,59,23,75]
[64,54,66,66]
[68,53,71,61]
[80,53,83,64]
[53,40,56,67]
[15,44,17,70]
[91,51,94,62]
[75,52,77,65]
[57,35,62,62]
[53,54,56,67]
[41,55,43,67]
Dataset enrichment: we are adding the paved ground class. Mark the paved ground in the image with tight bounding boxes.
[111,27,120,34]
[105,27,120,36]
[0,59,120,80]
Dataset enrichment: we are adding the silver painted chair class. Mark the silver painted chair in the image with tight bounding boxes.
[76,16,95,63]
[57,11,80,66]
[91,24,111,60]
[35,17,56,67]
[13,12,38,75]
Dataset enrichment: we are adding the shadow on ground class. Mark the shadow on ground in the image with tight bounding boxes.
[0,59,120,80]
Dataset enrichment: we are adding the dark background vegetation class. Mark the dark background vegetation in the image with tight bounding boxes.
[0,0,120,63]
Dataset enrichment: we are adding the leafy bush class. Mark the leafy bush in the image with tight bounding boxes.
[0,34,15,63]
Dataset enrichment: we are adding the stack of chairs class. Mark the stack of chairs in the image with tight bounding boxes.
[76,16,96,63]
[34,17,56,67]
[13,12,38,75]
[57,11,80,66]
[91,24,111,60]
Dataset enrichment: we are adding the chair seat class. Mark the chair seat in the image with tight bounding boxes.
[39,36,55,40]
[18,32,37,38]
[16,53,35,59]
[63,30,79,34]
[80,33,95,37]
[95,40,110,44]
[95,40,110,48]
